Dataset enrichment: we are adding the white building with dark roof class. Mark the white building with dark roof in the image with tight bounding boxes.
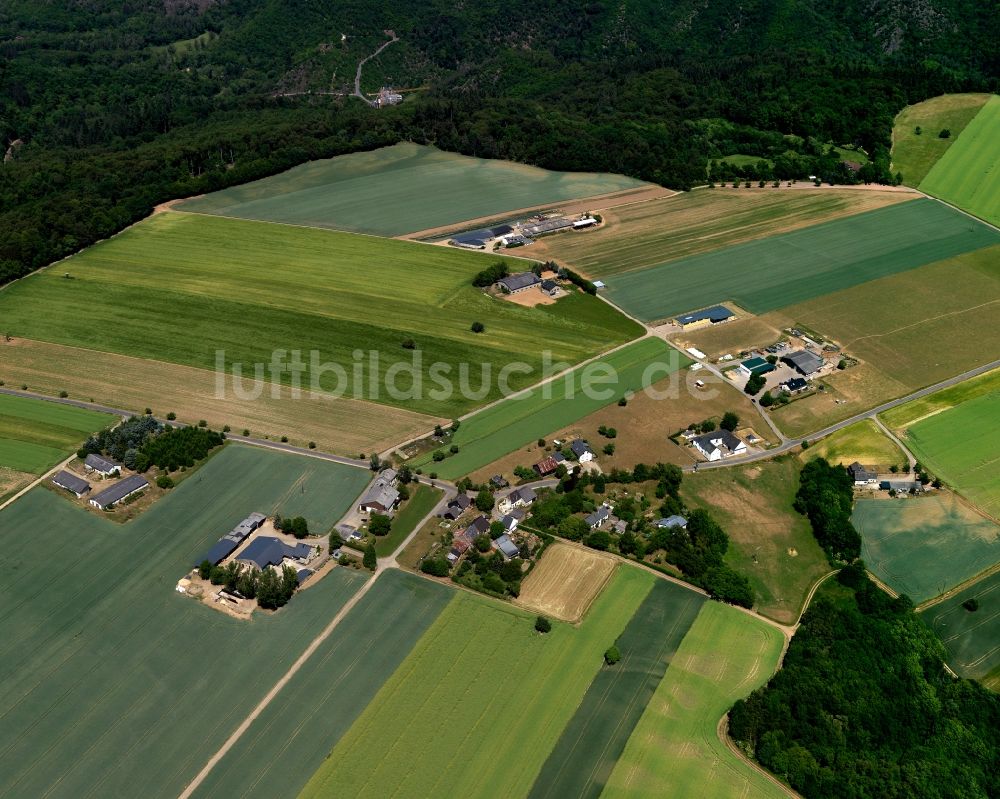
[497,272,541,294]
[89,474,149,510]
[691,430,747,462]
[52,470,91,498]
[84,453,121,477]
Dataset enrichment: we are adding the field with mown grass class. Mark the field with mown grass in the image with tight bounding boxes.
[881,368,1000,431]
[919,95,1000,226]
[0,212,640,418]
[855,495,1000,604]
[373,484,443,557]
[602,199,999,322]
[0,393,115,474]
[532,187,912,279]
[892,93,992,186]
[298,567,654,799]
[801,420,906,472]
[177,142,648,236]
[0,445,372,799]
[602,601,788,799]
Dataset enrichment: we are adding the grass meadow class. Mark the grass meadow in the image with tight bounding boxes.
[602,199,999,322]
[409,338,686,478]
[177,142,647,236]
[190,571,451,799]
[298,567,655,799]
[527,580,705,799]
[680,456,829,625]
[373,484,443,557]
[0,212,640,418]
[923,571,1000,690]
[904,392,1000,519]
[802,420,906,472]
[854,495,1000,604]
[882,368,1000,431]
[603,601,788,799]
[892,93,992,186]
[919,95,1000,226]
[0,393,115,474]
[0,445,372,799]
[533,188,910,279]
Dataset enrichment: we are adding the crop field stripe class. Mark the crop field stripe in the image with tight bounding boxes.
[919,95,1000,226]
[414,338,688,478]
[526,579,705,799]
[190,570,451,799]
[297,567,655,799]
[0,393,114,433]
[602,601,788,799]
[922,570,1000,682]
[374,485,443,557]
[0,393,115,473]
[0,445,372,799]
[177,142,648,236]
[602,199,1000,322]
[881,368,1000,431]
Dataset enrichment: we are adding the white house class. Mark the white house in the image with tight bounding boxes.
[570,439,595,463]
[690,430,747,462]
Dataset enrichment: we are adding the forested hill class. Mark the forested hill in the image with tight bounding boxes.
[0,0,997,284]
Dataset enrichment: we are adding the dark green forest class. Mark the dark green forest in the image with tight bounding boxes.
[729,566,1000,798]
[1,0,997,284]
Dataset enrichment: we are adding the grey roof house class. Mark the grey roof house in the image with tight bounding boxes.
[656,515,688,529]
[358,472,401,514]
[237,537,314,570]
[585,506,611,529]
[495,534,520,559]
[783,349,825,376]
[84,453,121,476]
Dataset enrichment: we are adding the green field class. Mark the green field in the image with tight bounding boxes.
[802,420,906,472]
[0,393,115,474]
[602,199,999,322]
[0,444,372,798]
[373,484,443,557]
[526,580,704,799]
[854,495,1000,604]
[298,567,654,799]
[892,94,992,186]
[882,368,1000,430]
[904,392,1000,519]
[177,143,648,236]
[920,95,1000,226]
[603,602,788,799]
[0,213,640,417]
[190,570,451,799]
[410,338,688,478]
[923,571,1000,690]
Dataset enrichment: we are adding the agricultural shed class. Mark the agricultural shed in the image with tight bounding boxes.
[739,356,775,377]
[521,217,573,236]
[89,474,149,509]
[84,453,121,476]
[497,272,541,294]
[673,305,734,330]
[783,349,825,375]
[198,537,239,567]
[533,456,559,476]
[51,470,91,497]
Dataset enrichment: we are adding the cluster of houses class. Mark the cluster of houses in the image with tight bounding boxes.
[449,213,597,251]
[848,462,926,495]
[442,486,537,565]
[533,439,595,476]
[50,452,150,510]
[585,502,689,536]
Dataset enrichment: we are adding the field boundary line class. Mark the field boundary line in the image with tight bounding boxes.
[916,560,1000,613]
[717,715,802,799]
[0,454,78,513]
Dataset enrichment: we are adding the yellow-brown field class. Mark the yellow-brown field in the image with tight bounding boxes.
[676,315,783,359]
[517,542,618,622]
[0,338,442,456]
[0,467,34,503]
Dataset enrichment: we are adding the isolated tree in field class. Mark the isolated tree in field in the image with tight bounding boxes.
[470,321,485,333]
[475,490,495,513]
[939,128,951,138]
[604,645,621,665]
[363,542,377,570]
[914,125,922,135]
[535,616,552,634]
[368,513,391,536]
[720,411,739,431]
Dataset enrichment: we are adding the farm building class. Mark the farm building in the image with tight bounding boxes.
[494,534,520,559]
[585,506,611,529]
[673,305,734,331]
[739,356,775,377]
[880,480,924,494]
[237,537,314,570]
[540,279,560,297]
[89,474,149,510]
[520,217,573,237]
[84,453,122,477]
[443,493,472,520]
[656,515,688,529]
[783,349,825,376]
[497,272,541,294]
[51,470,91,498]
[691,430,747,461]
[199,537,240,567]
[358,469,400,514]
[573,216,598,229]
[781,377,809,394]
[849,462,878,485]
[570,439,595,463]
[533,456,560,476]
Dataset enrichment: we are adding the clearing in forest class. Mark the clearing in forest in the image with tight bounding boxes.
[176,142,648,236]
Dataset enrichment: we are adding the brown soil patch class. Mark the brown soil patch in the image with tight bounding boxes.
[0,467,34,501]
[516,542,617,623]
[678,316,783,360]
[503,290,557,307]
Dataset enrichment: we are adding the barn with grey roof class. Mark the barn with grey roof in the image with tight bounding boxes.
[89,475,149,510]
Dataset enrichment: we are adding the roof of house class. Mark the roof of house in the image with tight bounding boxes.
[498,272,541,292]
[691,429,744,458]
[238,536,312,570]
[359,475,400,510]
[198,537,239,567]
[450,493,472,509]
[849,462,877,480]
[656,515,688,529]
[52,470,90,495]
[675,305,734,325]
[466,515,491,537]
[91,474,149,508]
[540,279,558,291]
[534,456,559,474]
[336,523,359,540]
[783,349,825,375]
[84,453,120,472]
[501,512,521,530]
[586,506,611,526]
[510,487,537,504]
[495,534,520,558]
[570,439,593,457]
[783,377,808,390]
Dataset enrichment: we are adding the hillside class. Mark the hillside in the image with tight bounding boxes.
[0,0,997,285]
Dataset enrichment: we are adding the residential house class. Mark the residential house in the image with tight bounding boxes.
[691,430,747,462]
[448,539,471,562]
[540,279,560,297]
[494,534,521,559]
[781,377,809,394]
[443,493,472,520]
[83,453,122,477]
[237,537,314,570]
[848,462,878,485]
[570,439,595,463]
[585,506,611,529]
[500,509,525,533]
[490,475,509,489]
[51,470,90,498]
[656,515,688,529]
[89,474,149,510]
[459,515,491,544]
[358,470,401,514]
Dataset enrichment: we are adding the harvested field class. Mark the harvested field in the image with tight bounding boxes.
[527,579,705,799]
[0,467,34,504]
[0,392,115,474]
[602,199,1000,323]
[681,456,829,624]
[920,95,1000,226]
[802,419,906,472]
[517,543,617,622]
[904,392,1000,519]
[532,188,913,279]
[603,602,788,799]
[0,339,441,456]
[298,567,654,799]
[882,368,1000,431]
[854,494,1000,604]
[0,445,371,799]
[177,142,648,236]
[923,570,1000,688]
[189,571,451,799]
[677,316,782,360]
[468,370,777,483]
[0,212,640,418]
[892,93,992,186]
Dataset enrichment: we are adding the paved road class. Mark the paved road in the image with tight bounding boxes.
[352,35,398,106]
